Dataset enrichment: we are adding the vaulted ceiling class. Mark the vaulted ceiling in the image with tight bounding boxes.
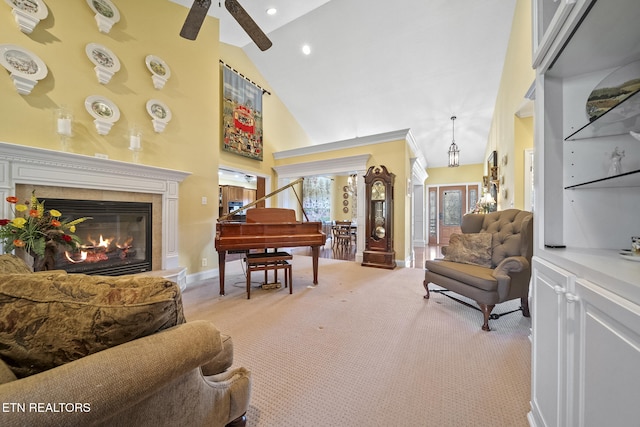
[170,0,518,168]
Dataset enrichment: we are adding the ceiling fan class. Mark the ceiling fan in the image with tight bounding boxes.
[180,0,273,51]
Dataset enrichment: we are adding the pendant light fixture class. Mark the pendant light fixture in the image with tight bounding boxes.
[448,115,460,167]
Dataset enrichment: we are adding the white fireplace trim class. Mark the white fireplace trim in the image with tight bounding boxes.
[0,141,190,270]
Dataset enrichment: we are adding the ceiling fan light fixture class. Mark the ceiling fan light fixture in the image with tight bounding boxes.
[448,115,460,167]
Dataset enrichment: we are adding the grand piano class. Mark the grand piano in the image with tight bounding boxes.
[214,178,326,295]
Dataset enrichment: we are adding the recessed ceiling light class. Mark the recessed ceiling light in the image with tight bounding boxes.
[266,7,277,15]
[302,44,311,55]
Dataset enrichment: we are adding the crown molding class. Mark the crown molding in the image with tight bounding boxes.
[273,128,421,160]
[273,154,370,178]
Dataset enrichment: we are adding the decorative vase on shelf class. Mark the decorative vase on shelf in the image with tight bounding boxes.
[607,146,624,177]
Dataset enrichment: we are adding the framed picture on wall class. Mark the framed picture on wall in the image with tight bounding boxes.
[487,151,498,181]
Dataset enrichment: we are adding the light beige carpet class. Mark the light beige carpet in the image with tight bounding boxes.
[182,256,531,427]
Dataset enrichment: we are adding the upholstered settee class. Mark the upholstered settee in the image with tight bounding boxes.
[0,254,251,427]
[424,209,533,331]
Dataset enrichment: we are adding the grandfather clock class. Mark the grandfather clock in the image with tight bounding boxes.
[362,165,396,269]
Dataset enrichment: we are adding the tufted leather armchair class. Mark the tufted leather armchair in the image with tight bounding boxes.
[424,209,533,331]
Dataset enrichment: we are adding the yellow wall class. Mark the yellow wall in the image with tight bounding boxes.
[217,43,313,185]
[0,0,309,275]
[274,139,414,262]
[332,175,356,222]
[514,115,533,209]
[485,0,535,210]
[425,164,484,185]
[0,0,532,272]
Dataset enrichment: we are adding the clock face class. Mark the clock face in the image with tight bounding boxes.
[371,181,385,200]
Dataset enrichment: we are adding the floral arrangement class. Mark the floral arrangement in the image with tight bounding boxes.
[0,192,90,257]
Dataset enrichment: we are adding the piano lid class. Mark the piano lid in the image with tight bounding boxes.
[246,208,296,223]
[218,177,309,222]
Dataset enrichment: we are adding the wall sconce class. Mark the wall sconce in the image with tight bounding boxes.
[55,108,73,137]
[129,127,142,151]
[54,107,73,150]
[129,127,142,163]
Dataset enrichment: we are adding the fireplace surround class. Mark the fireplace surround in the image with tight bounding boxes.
[0,142,190,274]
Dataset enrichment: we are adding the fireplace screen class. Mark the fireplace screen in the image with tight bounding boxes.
[45,199,152,276]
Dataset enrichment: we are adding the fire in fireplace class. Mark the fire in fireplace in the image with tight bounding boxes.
[45,198,152,276]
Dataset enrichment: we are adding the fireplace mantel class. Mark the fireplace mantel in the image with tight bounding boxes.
[0,141,191,270]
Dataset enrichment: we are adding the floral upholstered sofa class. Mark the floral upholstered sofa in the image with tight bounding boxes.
[0,254,251,426]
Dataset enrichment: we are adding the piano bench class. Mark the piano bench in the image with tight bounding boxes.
[244,251,293,299]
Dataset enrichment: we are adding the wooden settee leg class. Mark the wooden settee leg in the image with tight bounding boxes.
[226,413,247,427]
[479,304,495,331]
[521,297,531,317]
[423,280,430,299]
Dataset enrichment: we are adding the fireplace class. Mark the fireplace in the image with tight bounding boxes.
[0,142,190,279]
[46,198,152,276]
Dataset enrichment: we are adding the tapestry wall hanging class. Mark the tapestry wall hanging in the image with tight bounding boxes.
[222,65,264,160]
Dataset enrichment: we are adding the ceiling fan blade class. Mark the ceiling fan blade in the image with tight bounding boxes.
[180,0,212,40]
[225,0,273,51]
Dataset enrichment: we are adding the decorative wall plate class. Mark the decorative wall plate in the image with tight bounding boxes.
[586,59,640,122]
[85,43,120,70]
[85,95,119,121]
[86,0,120,33]
[85,95,120,135]
[5,0,48,17]
[146,99,172,132]
[0,44,47,94]
[146,99,171,121]
[619,252,640,262]
[145,55,171,89]
[0,44,47,79]
[4,0,48,33]
[85,43,120,84]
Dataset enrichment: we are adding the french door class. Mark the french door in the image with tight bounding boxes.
[428,185,477,245]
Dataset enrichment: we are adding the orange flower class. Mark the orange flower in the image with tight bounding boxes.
[29,210,39,218]
[13,239,25,247]
[6,196,18,204]
[51,219,61,227]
